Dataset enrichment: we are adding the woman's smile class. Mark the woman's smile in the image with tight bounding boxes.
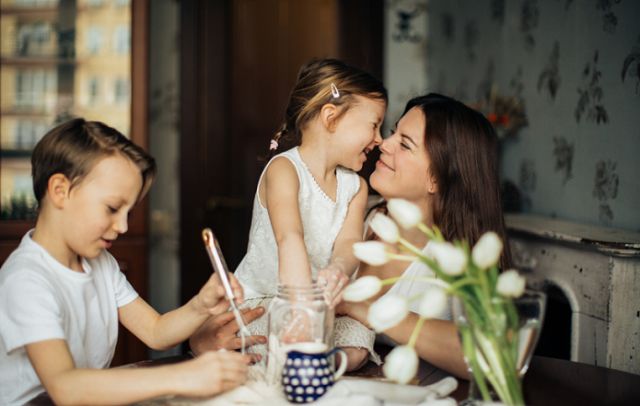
[375,156,394,171]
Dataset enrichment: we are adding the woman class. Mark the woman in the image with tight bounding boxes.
[337,93,512,378]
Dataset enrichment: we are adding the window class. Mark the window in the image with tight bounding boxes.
[114,78,129,104]
[86,26,103,55]
[88,77,100,105]
[14,69,56,109]
[113,25,130,55]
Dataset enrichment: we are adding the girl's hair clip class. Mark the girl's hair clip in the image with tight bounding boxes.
[330,83,340,99]
[269,139,279,151]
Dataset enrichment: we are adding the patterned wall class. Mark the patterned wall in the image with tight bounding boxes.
[386,0,640,231]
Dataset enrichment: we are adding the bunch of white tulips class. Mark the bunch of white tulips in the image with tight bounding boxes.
[344,198,526,387]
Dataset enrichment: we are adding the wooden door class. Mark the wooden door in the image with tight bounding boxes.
[180,0,382,303]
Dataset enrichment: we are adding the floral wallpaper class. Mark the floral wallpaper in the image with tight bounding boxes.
[416,0,640,231]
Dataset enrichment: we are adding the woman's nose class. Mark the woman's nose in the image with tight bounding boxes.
[379,136,393,154]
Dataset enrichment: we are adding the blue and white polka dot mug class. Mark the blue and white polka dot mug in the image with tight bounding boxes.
[281,342,348,404]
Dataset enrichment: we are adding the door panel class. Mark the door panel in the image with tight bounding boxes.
[180,0,382,303]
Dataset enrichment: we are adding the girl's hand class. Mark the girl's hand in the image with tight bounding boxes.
[194,272,244,316]
[317,265,350,309]
[174,351,251,397]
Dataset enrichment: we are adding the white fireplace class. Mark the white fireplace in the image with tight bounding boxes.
[506,214,640,375]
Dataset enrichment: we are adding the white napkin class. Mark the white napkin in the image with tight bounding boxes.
[179,376,458,406]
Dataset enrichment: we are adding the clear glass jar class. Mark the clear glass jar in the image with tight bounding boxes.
[265,283,334,384]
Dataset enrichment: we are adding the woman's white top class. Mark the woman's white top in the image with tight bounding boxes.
[235,147,361,299]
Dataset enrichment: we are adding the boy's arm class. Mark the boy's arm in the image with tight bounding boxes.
[319,177,368,307]
[26,339,249,405]
[119,272,243,350]
[263,157,313,286]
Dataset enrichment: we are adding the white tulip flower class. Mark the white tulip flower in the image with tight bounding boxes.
[418,286,449,319]
[387,198,423,229]
[370,213,400,243]
[472,232,503,269]
[383,345,419,384]
[496,269,526,298]
[428,241,467,276]
[342,276,382,302]
[368,294,409,332]
[353,241,389,266]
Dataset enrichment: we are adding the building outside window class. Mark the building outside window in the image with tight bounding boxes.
[114,77,129,105]
[113,25,130,55]
[86,26,103,55]
[88,77,100,105]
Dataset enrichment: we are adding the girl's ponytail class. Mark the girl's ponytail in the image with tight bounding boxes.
[266,123,287,159]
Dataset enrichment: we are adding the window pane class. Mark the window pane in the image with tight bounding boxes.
[0,0,131,220]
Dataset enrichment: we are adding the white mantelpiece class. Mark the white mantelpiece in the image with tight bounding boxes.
[506,214,640,375]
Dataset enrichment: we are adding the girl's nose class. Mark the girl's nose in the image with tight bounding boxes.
[113,214,128,234]
[373,128,383,145]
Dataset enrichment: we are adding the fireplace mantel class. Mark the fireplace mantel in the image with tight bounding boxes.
[506,213,640,375]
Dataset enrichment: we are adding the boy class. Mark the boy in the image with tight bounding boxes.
[0,119,250,405]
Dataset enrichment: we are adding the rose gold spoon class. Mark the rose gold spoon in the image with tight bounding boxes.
[202,228,251,353]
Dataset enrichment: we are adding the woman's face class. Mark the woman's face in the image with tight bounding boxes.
[370,106,435,206]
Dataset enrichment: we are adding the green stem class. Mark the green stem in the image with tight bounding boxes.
[398,237,425,257]
[417,223,438,240]
[408,317,425,347]
[387,253,422,262]
[379,275,451,290]
[447,277,479,293]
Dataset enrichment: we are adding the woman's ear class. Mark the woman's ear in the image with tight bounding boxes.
[319,103,339,132]
[427,171,438,195]
[47,173,72,209]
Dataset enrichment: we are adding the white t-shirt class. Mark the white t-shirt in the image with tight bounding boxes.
[0,231,138,405]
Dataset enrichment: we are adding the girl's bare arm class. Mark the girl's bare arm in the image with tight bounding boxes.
[263,157,313,286]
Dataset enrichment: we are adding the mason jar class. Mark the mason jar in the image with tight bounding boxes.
[265,283,334,384]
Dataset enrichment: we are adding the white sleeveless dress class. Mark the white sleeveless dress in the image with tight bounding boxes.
[235,147,381,364]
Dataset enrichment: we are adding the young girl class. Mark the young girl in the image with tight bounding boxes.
[233,58,387,371]
[0,119,250,405]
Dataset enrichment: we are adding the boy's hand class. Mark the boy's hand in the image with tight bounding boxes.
[174,351,250,397]
[190,306,267,362]
[317,264,350,309]
[194,272,244,316]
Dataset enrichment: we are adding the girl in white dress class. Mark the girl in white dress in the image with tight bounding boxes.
[233,58,387,371]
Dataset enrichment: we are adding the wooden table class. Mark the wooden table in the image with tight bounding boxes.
[27,353,640,405]
[351,350,640,405]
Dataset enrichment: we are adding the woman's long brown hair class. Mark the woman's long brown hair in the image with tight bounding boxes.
[404,93,512,269]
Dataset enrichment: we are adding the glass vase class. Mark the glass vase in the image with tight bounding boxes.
[452,290,546,405]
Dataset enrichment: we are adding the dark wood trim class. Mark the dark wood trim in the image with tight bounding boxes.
[338,0,384,80]
[129,0,149,239]
[180,0,231,303]
[0,221,33,239]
